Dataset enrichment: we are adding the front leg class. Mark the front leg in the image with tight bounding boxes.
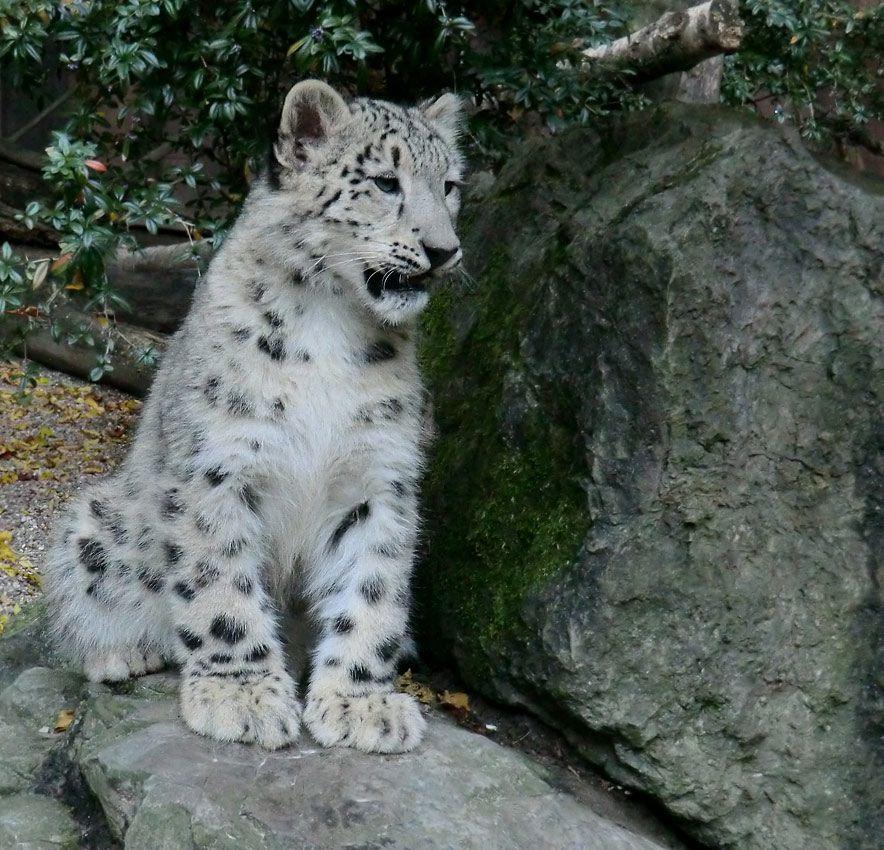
[170,463,301,750]
[303,486,426,753]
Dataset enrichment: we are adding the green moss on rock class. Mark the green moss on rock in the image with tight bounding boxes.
[419,238,586,677]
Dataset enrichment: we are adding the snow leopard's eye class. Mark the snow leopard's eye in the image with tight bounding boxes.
[373,175,400,194]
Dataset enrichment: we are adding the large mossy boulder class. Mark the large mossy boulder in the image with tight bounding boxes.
[418,104,884,850]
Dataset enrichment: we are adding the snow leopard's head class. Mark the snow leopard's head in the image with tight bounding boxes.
[265,79,464,325]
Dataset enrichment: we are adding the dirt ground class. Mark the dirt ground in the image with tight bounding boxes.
[0,358,140,625]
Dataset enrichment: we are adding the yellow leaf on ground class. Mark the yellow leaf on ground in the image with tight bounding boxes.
[82,465,103,474]
[439,690,471,711]
[54,709,75,733]
[396,670,436,705]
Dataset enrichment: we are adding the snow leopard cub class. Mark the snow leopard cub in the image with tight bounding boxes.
[45,80,464,752]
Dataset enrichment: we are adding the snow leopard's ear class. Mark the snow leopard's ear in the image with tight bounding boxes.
[422,92,464,146]
[274,80,350,172]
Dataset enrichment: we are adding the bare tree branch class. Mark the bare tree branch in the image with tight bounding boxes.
[3,86,77,144]
[584,0,743,81]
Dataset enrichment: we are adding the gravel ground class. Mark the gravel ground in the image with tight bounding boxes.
[0,359,140,625]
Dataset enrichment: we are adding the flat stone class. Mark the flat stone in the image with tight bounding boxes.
[0,666,85,729]
[0,792,79,850]
[69,673,667,850]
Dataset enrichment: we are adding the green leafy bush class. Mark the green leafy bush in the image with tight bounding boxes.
[724,1,884,147]
[0,0,881,380]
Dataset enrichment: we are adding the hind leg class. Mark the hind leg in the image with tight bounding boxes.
[45,481,170,682]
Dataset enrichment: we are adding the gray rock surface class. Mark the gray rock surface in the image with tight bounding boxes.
[418,104,884,850]
[0,604,673,850]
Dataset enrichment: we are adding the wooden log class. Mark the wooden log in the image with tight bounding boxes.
[4,307,165,396]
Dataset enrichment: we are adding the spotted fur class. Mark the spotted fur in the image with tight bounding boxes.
[44,80,464,753]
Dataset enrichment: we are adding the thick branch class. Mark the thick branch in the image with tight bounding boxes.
[584,0,743,80]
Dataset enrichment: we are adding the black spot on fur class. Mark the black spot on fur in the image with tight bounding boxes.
[360,576,385,604]
[205,467,228,487]
[78,538,108,573]
[263,310,284,328]
[107,515,128,545]
[257,335,286,361]
[137,526,152,550]
[233,574,254,595]
[364,340,396,363]
[380,398,404,420]
[178,628,203,651]
[164,541,184,566]
[239,485,260,513]
[329,502,370,550]
[232,327,252,342]
[210,652,232,664]
[222,538,244,558]
[325,657,342,667]
[194,514,213,535]
[271,398,285,418]
[245,644,270,662]
[174,581,196,602]
[195,559,220,588]
[333,615,355,635]
[210,614,248,644]
[204,375,221,405]
[227,392,253,417]
[391,480,407,498]
[320,189,342,212]
[249,439,262,452]
[162,488,184,519]
[89,499,105,519]
[350,664,372,683]
[391,145,401,168]
[248,281,266,302]
[376,637,399,662]
[138,568,165,593]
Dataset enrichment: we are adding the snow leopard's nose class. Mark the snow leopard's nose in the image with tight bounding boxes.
[421,242,459,270]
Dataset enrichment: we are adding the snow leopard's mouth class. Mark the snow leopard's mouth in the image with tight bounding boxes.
[364,267,430,299]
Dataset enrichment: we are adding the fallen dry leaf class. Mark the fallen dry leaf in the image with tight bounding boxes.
[439,690,471,711]
[53,709,75,733]
[396,670,436,705]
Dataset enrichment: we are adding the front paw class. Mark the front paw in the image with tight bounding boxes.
[304,691,425,753]
[181,671,301,750]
